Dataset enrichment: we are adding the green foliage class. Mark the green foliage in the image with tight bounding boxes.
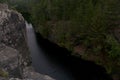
[0,0,8,3]
[28,0,110,51]
[27,0,120,60]
[106,35,120,60]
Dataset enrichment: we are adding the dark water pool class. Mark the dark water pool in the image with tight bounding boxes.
[26,22,112,80]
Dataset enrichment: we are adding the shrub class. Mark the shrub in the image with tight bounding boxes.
[0,68,8,77]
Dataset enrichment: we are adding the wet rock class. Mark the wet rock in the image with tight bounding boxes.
[23,67,55,80]
[0,77,8,80]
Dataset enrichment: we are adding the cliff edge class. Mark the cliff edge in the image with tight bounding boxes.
[0,4,54,80]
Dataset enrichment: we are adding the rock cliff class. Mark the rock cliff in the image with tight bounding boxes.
[0,3,31,77]
[0,3,31,78]
[0,4,54,80]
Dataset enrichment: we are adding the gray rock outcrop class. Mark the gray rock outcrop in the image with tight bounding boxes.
[0,3,31,78]
[0,3,55,80]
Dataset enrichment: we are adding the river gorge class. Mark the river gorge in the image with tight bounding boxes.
[0,3,113,80]
[26,22,112,80]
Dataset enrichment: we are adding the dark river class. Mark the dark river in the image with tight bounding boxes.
[26,22,112,80]
[26,22,74,80]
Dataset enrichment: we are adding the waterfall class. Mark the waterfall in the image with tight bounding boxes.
[25,22,73,80]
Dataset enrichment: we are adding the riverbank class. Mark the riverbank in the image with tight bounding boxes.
[35,32,113,80]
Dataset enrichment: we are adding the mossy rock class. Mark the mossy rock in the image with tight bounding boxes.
[0,68,9,78]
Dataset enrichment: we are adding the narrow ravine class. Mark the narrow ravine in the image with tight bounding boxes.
[26,22,74,80]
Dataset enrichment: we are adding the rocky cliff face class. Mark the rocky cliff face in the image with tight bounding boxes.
[0,4,55,80]
[0,3,31,78]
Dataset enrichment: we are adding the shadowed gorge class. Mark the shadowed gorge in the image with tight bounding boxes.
[0,0,120,80]
[35,32,113,80]
[26,22,74,80]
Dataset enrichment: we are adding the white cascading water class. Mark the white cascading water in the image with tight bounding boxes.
[26,22,74,80]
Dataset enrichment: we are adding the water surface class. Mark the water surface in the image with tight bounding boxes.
[26,22,74,80]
